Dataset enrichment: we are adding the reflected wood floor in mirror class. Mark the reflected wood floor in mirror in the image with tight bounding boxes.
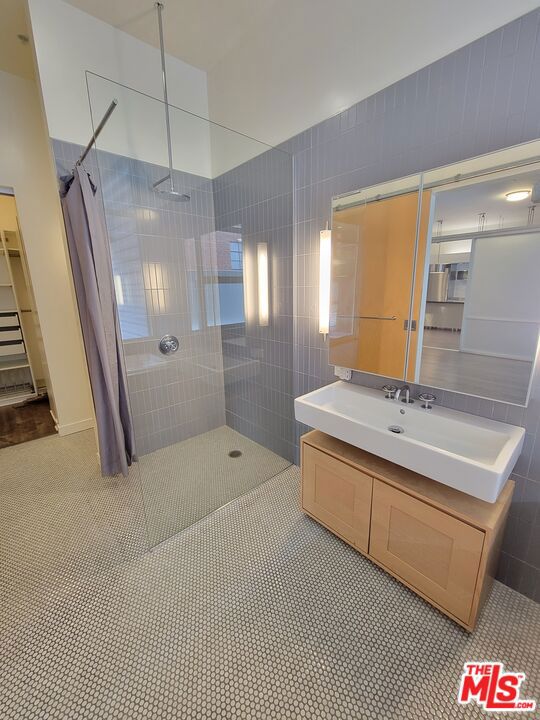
[420,337,532,405]
[423,329,461,351]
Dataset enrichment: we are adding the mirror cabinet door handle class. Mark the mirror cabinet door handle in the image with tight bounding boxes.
[336,315,397,321]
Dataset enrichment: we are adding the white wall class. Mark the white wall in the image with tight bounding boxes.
[207,0,540,150]
[209,122,276,181]
[0,69,94,433]
[461,233,540,361]
[430,239,472,265]
[27,0,283,179]
[27,0,212,178]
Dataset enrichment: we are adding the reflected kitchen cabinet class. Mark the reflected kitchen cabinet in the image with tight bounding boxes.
[330,188,431,380]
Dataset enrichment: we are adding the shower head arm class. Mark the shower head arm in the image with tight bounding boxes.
[155,2,174,194]
[152,173,171,190]
[151,3,190,202]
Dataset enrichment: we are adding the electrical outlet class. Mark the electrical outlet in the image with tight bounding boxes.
[334,366,352,381]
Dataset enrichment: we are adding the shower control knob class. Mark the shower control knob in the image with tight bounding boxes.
[159,334,179,355]
[418,392,436,410]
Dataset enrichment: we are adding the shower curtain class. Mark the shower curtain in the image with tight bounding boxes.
[61,166,135,476]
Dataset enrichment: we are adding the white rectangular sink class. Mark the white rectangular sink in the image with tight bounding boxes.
[295,381,524,503]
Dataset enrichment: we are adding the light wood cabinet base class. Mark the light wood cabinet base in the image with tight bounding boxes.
[301,431,513,632]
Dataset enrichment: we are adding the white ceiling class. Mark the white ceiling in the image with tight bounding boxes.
[434,166,540,235]
[41,0,540,147]
[61,0,540,147]
[61,0,281,72]
[0,0,35,79]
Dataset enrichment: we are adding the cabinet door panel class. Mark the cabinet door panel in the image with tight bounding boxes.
[370,480,484,623]
[330,190,431,379]
[302,444,372,552]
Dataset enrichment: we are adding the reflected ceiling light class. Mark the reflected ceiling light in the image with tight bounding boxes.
[136,208,158,222]
[505,190,531,202]
[143,261,169,314]
[257,242,269,327]
[319,223,332,337]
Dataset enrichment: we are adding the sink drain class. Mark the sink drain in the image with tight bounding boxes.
[228,450,242,458]
[388,425,405,434]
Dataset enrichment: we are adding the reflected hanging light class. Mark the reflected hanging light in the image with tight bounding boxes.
[319,222,331,336]
[505,190,530,202]
[257,242,269,327]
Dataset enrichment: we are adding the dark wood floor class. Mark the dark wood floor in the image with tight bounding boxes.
[0,396,56,449]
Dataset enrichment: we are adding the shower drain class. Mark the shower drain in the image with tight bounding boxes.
[228,450,243,458]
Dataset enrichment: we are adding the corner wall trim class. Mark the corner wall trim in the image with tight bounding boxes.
[55,417,94,436]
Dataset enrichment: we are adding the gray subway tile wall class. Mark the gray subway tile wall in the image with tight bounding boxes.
[213,148,295,462]
[53,139,226,456]
[285,8,540,602]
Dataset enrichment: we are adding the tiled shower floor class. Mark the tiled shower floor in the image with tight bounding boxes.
[1,431,539,719]
[139,425,291,545]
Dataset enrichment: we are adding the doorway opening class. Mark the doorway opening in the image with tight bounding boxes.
[0,190,55,447]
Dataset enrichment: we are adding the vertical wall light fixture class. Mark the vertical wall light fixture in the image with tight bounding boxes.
[257,242,269,327]
[319,222,331,336]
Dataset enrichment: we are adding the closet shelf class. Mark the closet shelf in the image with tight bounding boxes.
[0,358,30,372]
[1,221,37,397]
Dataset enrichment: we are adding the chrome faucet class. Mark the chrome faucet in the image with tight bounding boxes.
[394,384,413,404]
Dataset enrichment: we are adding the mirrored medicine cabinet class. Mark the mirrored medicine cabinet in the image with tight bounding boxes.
[329,139,540,406]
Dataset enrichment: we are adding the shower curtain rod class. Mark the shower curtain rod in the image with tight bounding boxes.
[75,99,118,167]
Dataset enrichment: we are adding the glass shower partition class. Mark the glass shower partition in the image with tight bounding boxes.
[85,73,294,546]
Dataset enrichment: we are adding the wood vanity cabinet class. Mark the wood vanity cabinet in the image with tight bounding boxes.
[301,431,514,631]
[302,441,372,552]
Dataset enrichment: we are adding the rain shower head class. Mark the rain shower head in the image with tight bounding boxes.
[153,174,190,201]
[155,188,191,202]
[152,3,191,203]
